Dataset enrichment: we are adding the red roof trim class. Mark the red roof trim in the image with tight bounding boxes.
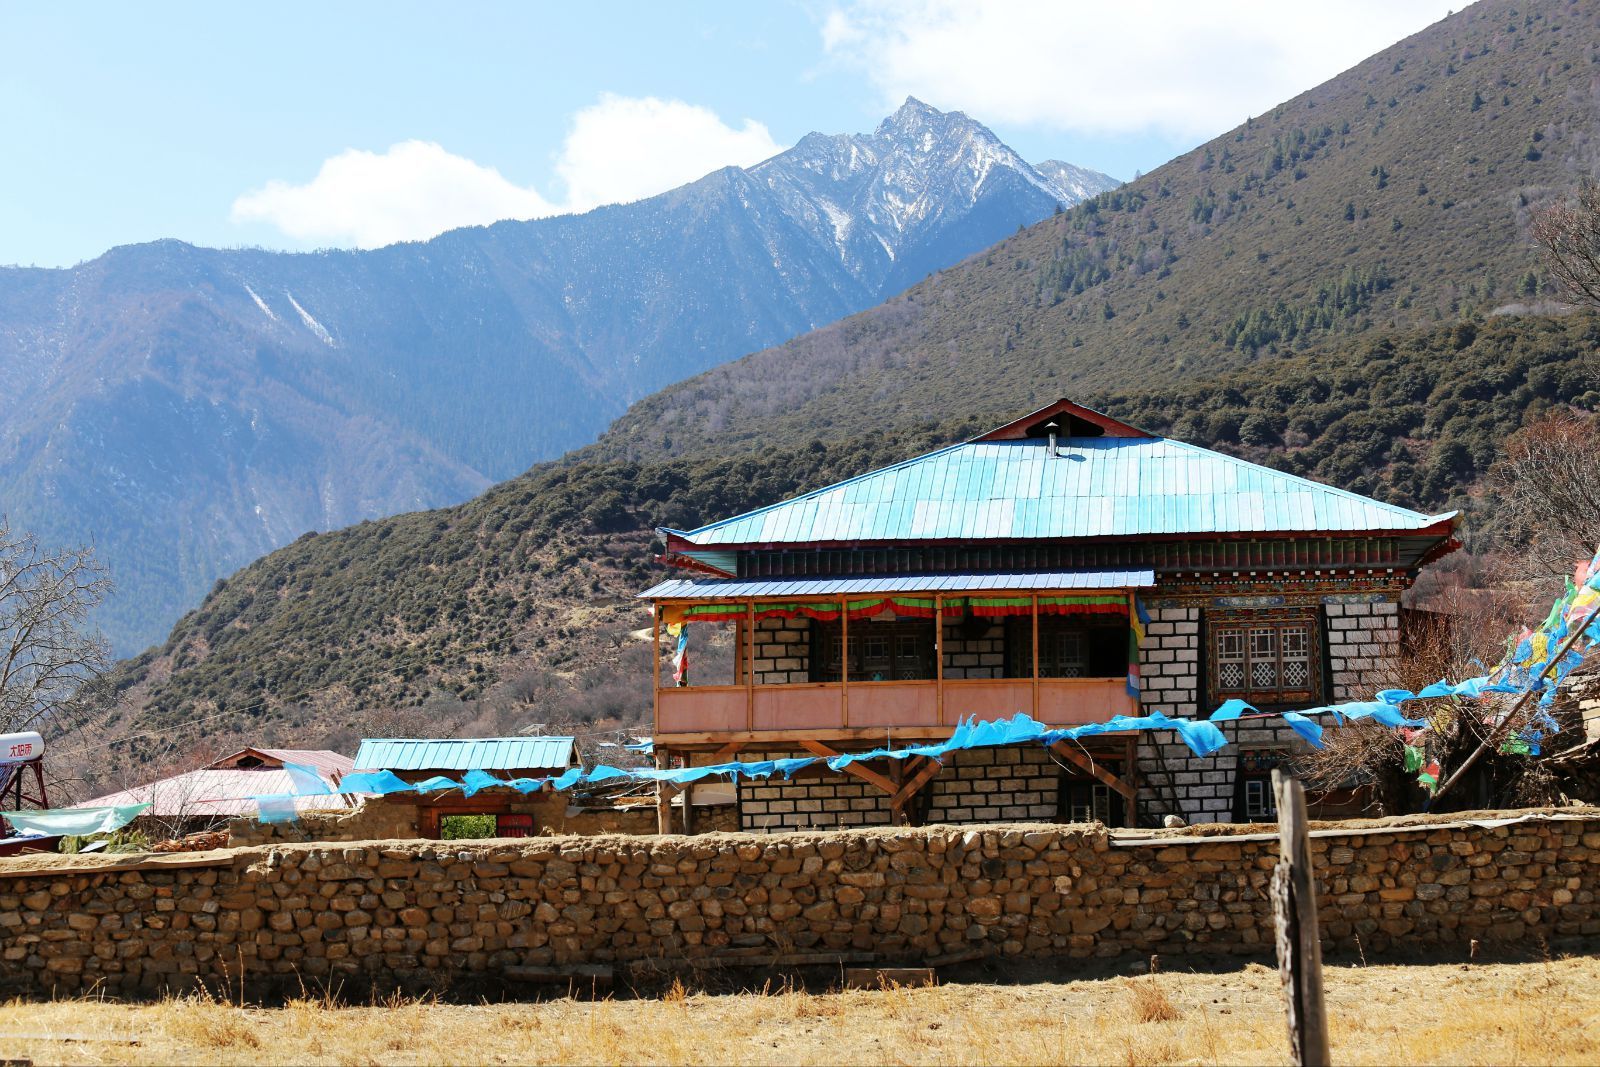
[971,398,1152,441]
[675,519,1460,554]
[659,552,737,578]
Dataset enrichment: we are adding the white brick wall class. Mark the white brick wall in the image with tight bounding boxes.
[942,620,1007,679]
[1324,598,1400,700]
[751,616,811,684]
[1135,718,1311,825]
[735,746,1063,832]
[1140,606,1200,716]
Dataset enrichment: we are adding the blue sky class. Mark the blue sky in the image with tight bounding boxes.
[1,1,1456,268]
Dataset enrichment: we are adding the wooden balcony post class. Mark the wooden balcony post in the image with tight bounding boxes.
[655,748,672,835]
[651,603,661,732]
[746,601,756,732]
[1031,594,1041,721]
[681,752,694,836]
[935,594,945,727]
[840,598,850,729]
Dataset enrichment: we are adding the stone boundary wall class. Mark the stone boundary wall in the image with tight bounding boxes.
[4,814,1598,998]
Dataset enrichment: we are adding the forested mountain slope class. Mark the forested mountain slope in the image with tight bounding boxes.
[586,0,1599,464]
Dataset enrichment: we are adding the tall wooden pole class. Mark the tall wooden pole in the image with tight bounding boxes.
[1271,769,1330,1067]
[1432,598,1600,803]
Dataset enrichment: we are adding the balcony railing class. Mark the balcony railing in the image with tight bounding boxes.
[656,676,1136,739]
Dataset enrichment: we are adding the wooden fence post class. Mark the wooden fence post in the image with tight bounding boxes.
[1271,769,1330,1067]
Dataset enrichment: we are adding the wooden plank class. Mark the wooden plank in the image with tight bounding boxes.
[800,739,898,796]
[1049,741,1136,801]
[935,594,945,727]
[1271,770,1331,1067]
[845,967,936,989]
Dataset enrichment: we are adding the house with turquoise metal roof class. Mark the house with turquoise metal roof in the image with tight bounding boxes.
[638,399,1458,832]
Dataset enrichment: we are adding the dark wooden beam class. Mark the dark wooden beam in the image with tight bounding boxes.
[800,739,899,796]
[1049,740,1136,801]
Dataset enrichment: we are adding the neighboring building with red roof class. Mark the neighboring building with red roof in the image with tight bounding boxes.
[84,747,358,821]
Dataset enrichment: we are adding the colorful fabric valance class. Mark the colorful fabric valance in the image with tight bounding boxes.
[664,593,1129,626]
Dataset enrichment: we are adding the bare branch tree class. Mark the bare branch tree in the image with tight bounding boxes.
[1532,179,1600,309]
[1489,412,1600,584]
[0,517,112,736]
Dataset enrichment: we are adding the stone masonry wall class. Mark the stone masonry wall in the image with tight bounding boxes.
[4,814,1598,998]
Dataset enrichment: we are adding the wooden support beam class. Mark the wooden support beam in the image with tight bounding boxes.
[681,752,694,836]
[655,748,673,835]
[1049,741,1136,801]
[890,756,944,815]
[710,741,745,762]
[800,739,899,796]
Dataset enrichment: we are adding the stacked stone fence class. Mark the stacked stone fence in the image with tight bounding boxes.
[2,811,1597,998]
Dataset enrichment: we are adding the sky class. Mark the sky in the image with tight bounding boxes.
[0,1,1459,269]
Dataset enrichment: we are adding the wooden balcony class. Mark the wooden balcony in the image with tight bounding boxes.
[655,677,1136,744]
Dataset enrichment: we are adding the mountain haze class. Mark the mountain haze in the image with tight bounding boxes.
[96,0,1600,782]
[0,100,1116,654]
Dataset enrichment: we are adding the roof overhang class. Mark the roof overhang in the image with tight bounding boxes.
[662,517,1459,557]
[638,568,1156,601]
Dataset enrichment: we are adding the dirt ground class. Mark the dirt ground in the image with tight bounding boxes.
[2,950,1596,1066]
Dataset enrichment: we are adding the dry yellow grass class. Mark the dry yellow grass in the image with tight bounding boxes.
[2,954,1597,1066]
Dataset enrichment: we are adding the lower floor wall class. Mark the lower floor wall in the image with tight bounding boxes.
[3,813,1597,997]
[735,724,1316,833]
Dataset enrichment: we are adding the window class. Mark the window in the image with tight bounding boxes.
[810,620,935,681]
[1243,779,1277,820]
[1006,618,1126,678]
[1209,610,1320,705]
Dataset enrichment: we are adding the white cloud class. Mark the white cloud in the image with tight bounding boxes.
[230,140,555,248]
[556,94,784,213]
[231,96,785,249]
[822,0,1460,139]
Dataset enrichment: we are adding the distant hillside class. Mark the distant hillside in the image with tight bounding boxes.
[98,313,1598,789]
[585,0,1599,464]
[0,100,1115,655]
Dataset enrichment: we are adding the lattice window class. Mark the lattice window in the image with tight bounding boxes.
[1209,611,1320,706]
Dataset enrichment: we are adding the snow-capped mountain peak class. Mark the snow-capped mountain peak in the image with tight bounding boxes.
[750,99,1119,286]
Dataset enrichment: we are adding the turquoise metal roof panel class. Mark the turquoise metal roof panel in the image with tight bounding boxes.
[638,568,1155,600]
[674,437,1453,547]
[353,737,575,773]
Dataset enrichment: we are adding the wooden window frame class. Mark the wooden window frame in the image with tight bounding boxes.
[1207,607,1322,708]
[809,618,936,682]
[1005,617,1125,680]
